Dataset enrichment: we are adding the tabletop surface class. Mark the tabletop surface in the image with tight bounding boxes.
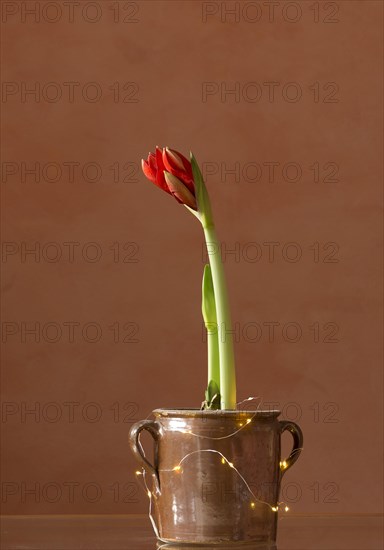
[0,514,382,550]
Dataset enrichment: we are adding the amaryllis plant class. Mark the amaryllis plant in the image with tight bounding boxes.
[142,147,236,410]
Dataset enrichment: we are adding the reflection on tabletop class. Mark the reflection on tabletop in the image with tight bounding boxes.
[156,543,277,550]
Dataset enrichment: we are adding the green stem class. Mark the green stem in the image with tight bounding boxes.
[207,324,220,390]
[203,225,236,409]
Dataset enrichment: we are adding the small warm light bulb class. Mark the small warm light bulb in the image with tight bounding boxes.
[239,422,244,427]
[284,506,289,512]
[280,460,288,470]
[147,490,151,498]
[250,502,256,509]
[173,465,181,472]
[221,458,226,464]
[228,462,234,468]
[271,506,278,512]
[246,418,251,424]
[135,470,142,476]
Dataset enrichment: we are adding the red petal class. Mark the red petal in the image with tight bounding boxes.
[148,152,157,172]
[155,147,171,194]
[141,159,156,184]
[169,148,192,174]
[164,171,197,210]
[163,148,195,196]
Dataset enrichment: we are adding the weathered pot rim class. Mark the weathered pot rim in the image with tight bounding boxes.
[153,408,281,419]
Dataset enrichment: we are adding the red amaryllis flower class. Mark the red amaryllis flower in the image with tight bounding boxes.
[141,147,197,210]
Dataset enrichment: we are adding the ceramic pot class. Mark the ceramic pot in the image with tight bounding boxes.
[129,409,303,546]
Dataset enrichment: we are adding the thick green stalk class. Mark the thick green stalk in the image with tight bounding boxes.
[190,152,237,410]
[203,225,236,409]
[207,326,220,390]
[202,265,220,394]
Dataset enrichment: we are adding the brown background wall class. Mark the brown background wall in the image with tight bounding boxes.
[1,0,382,515]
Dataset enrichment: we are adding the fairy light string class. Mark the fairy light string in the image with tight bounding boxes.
[160,396,261,440]
[134,397,299,535]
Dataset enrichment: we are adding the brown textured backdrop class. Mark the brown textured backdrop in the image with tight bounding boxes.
[1,0,382,515]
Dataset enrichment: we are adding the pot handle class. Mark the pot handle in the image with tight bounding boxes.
[129,419,161,490]
[279,420,303,474]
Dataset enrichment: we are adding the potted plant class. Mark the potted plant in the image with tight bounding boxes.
[129,147,303,546]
